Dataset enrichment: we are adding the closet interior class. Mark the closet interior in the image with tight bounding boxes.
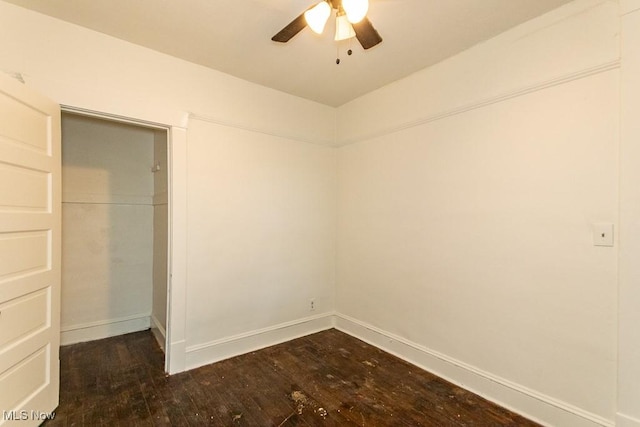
[60,112,168,352]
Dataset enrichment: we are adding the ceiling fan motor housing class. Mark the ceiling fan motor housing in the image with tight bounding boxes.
[329,0,343,10]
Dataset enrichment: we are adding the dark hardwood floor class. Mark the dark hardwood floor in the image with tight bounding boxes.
[45,329,539,426]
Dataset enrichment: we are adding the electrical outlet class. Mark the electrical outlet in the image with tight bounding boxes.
[310,299,316,311]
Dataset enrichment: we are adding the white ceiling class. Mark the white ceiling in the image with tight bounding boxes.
[4,0,574,106]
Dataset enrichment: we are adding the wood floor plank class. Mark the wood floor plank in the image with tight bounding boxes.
[45,329,539,427]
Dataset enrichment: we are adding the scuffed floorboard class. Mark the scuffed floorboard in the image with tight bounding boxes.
[45,328,540,426]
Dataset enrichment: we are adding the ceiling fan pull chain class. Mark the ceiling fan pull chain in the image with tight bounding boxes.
[336,44,341,65]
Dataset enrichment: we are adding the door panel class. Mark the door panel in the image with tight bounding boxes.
[0,347,48,413]
[0,289,48,348]
[0,91,50,153]
[0,231,49,279]
[0,74,60,426]
[0,163,50,211]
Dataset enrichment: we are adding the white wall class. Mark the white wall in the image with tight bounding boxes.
[184,118,336,368]
[337,0,619,145]
[618,2,640,426]
[61,114,155,344]
[336,1,620,426]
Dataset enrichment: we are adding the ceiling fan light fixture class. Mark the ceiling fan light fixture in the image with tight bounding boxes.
[335,14,356,41]
[304,1,331,34]
[342,0,369,24]
[271,0,382,51]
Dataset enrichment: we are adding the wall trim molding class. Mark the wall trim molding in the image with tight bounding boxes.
[188,113,336,147]
[153,191,168,206]
[62,105,170,130]
[60,313,151,345]
[167,339,186,375]
[617,413,640,427]
[62,192,154,206]
[334,313,613,427]
[185,312,335,371]
[150,314,166,352]
[621,0,640,15]
[337,60,621,146]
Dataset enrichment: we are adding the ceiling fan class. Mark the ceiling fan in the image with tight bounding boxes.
[272,0,383,50]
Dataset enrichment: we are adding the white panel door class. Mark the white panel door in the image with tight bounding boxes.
[0,74,60,426]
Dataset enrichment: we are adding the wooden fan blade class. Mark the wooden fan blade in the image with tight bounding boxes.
[352,17,383,49]
[272,12,308,43]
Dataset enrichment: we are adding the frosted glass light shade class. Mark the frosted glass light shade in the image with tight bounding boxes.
[335,14,356,41]
[342,0,368,24]
[305,1,331,34]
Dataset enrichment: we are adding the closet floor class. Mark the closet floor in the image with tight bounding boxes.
[44,328,539,426]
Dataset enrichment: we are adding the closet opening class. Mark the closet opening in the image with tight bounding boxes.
[60,110,170,365]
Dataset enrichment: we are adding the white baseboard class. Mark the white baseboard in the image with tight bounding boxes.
[150,314,166,352]
[98,311,615,427]
[334,314,613,427]
[617,413,640,427]
[61,314,151,345]
[185,312,335,371]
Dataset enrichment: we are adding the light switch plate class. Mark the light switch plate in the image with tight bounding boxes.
[593,223,614,247]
